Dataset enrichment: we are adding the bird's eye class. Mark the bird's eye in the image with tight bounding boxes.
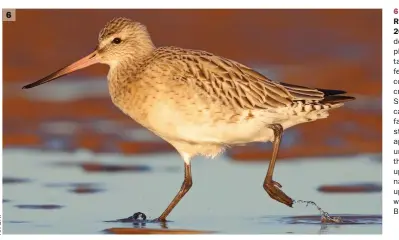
[112,38,121,44]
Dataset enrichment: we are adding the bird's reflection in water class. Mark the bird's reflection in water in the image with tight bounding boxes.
[132,221,146,228]
[318,223,341,234]
[132,221,169,229]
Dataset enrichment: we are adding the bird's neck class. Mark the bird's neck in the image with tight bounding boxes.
[107,46,154,112]
[111,43,155,74]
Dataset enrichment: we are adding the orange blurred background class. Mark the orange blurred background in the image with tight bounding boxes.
[3,9,382,160]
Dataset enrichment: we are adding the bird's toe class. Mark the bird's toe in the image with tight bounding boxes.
[264,181,293,207]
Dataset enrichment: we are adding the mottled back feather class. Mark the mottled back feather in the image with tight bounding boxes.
[148,47,352,111]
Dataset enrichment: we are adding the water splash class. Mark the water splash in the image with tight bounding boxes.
[293,199,343,223]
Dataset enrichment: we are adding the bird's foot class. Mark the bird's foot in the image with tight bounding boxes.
[132,212,147,221]
[110,212,148,223]
[131,212,169,223]
[264,180,293,207]
[114,212,147,223]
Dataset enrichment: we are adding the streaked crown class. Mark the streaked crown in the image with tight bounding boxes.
[96,17,155,65]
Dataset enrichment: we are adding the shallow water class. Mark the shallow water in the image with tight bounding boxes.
[3,150,381,234]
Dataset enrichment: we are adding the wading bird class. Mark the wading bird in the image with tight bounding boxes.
[23,17,355,222]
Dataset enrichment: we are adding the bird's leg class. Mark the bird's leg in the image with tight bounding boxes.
[263,124,294,207]
[154,162,192,222]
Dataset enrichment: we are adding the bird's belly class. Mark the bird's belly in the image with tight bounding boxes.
[143,105,276,145]
[170,122,275,144]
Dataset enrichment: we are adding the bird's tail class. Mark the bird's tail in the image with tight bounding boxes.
[317,88,356,105]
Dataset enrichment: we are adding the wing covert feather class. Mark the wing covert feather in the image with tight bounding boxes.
[152,47,328,110]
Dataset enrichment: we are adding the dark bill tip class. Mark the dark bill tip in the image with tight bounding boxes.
[21,50,99,90]
[21,70,63,89]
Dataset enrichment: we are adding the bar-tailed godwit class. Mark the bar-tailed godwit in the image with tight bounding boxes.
[23,17,355,222]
